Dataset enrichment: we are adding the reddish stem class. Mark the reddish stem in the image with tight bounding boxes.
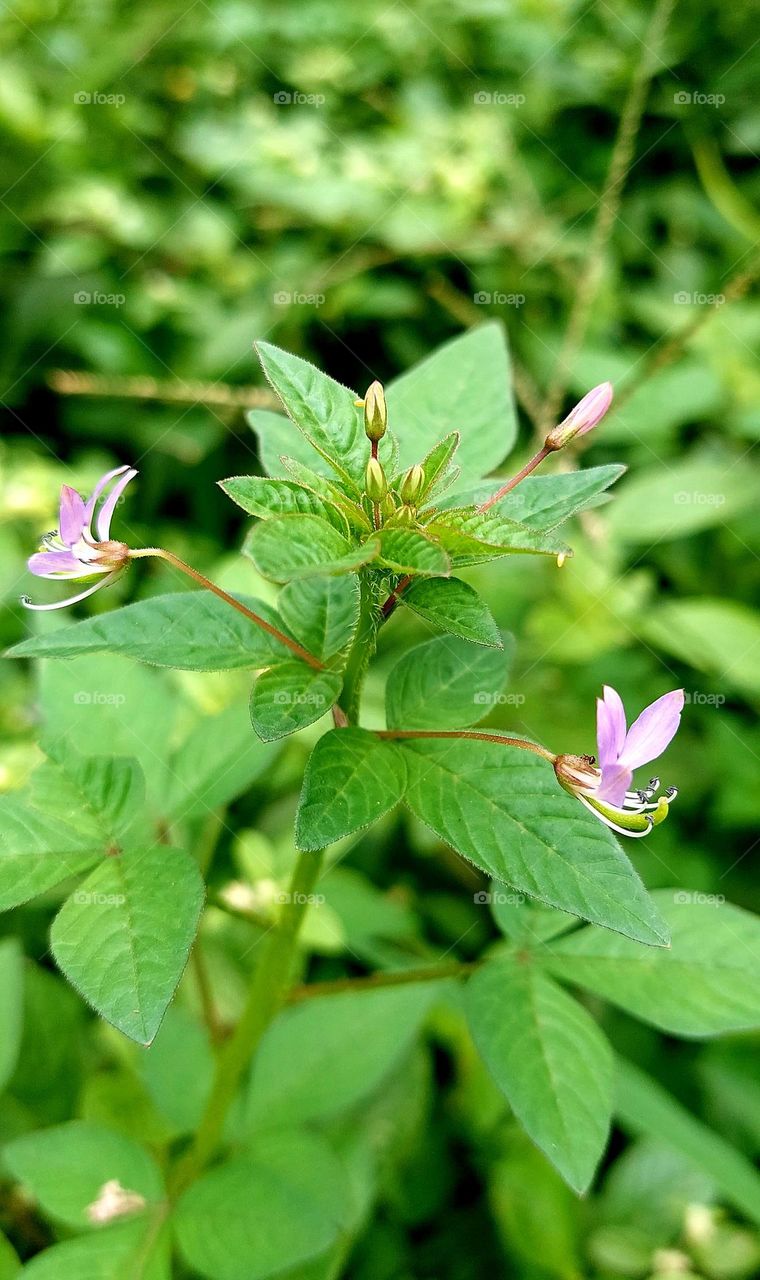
[381,573,412,619]
[477,446,550,512]
[378,727,556,763]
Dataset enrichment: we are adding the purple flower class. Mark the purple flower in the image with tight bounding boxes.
[554,685,683,837]
[24,465,137,611]
[596,686,684,804]
[545,382,614,451]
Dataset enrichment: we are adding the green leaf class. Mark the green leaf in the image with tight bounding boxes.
[174,1130,350,1280]
[0,798,101,912]
[255,341,369,488]
[542,891,760,1036]
[402,741,669,946]
[279,575,360,661]
[296,728,407,850]
[219,475,351,535]
[50,846,204,1044]
[616,1057,760,1229]
[426,508,567,563]
[376,528,450,576]
[246,984,437,1129]
[605,448,757,543]
[640,598,760,699]
[280,457,372,533]
[165,703,279,820]
[19,1219,170,1280]
[466,958,613,1192]
[245,515,378,582]
[8,592,293,671]
[0,939,23,1092]
[489,889,577,945]
[445,466,625,529]
[249,409,331,481]
[0,1232,19,1280]
[31,745,144,846]
[250,664,342,741]
[401,577,502,648]
[139,1007,214,1137]
[386,324,517,481]
[4,1120,163,1229]
[385,633,512,729]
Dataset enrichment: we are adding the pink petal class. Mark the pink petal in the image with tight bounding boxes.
[596,685,627,769]
[58,486,86,545]
[619,689,685,770]
[28,549,87,578]
[96,467,137,540]
[22,570,121,612]
[83,465,132,533]
[597,763,633,807]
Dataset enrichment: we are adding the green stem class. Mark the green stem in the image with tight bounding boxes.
[170,846,325,1195]
[338,573,377,723]
[289,959,476,1002]
[130,547,323,671]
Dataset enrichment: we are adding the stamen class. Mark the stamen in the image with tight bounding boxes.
[577,794,655,838]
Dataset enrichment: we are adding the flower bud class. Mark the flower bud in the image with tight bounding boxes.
[364,458,388,502]
[544,382,613,451]
[363,381,387,442]
[393,504,415,526]
[399,464,425,506]
[380,493,397,519]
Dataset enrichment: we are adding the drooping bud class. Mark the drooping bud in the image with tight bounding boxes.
[544,382,613,452]
[363,381,387,442]
[364,458,388,502]
[399,464,425,506]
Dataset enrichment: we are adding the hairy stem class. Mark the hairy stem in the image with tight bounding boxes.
[338,573,377,721]
[477,446,551,512]
[171,847,325,1194]
[130,547,323,670]
[378,728,556,763]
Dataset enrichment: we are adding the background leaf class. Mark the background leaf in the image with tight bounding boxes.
[386,633,512,729]
[466,958,613,1192]
[50,846,204,1044]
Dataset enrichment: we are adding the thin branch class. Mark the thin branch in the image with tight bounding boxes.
[539,0,677,432]
[289,960,476,1002]
[48,369,279,412]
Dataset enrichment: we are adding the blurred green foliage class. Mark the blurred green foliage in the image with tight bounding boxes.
[1,0,760,1276]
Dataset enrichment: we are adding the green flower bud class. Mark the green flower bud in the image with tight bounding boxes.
[380,493,397,519]
[393,504,415,526]
[364,457,388,502]
[363,381,387,442]
[399,464,425,506]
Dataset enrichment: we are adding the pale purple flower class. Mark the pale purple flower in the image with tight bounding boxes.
[596,686,684,804]
[23,465,137,611]
[545,382,614,450]
[554,685,683,837]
